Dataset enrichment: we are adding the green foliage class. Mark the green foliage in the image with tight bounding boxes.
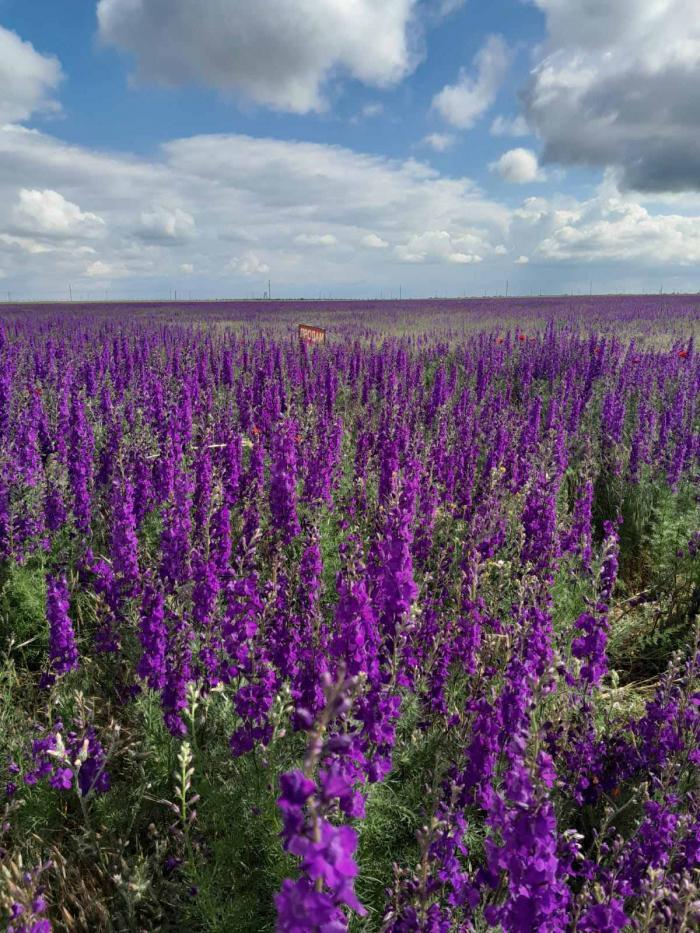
[609,477,700,680]
[0,560,47,670]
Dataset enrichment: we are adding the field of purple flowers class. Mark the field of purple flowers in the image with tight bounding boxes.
[0,297,699,932]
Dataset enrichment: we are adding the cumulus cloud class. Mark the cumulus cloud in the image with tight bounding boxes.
[534,195,700,265]
[138,205,196,241]
[0,26,62,124]
[293,233,338,247]
[361,233,389,249]
[13,189,105,237]
[0,233,55,257]
[490,148,543,184]
[504,178,700,270]
[3,110,699,297]
[97,0,420,113]
[432,35,510,129]
[422,133,455,152]
[229,252,270,276]
[525,0,700,192]
[86,260,114,278]
[394,230,486,264]
[448,252,482,264]
[0,122,512,297]
[515,255,529,264]
[490,114,530,137]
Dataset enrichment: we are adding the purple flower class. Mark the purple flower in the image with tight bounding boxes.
[44,574,78,682]
[578,898,629,932]
[275,878,346,932]
[269,418,301,544]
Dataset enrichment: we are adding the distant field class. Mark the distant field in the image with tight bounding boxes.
[2,293,700,340]
[0,297,698,931]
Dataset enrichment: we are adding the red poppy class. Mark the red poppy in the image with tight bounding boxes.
[518,334,526,342]
[678,350,689,359]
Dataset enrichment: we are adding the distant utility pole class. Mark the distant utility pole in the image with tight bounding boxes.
[505,280,509,298]
[268,279,271,300]
[399,285,402,300]
[69,284,73,301]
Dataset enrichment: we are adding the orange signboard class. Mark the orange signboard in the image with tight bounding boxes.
[298,324,326,344]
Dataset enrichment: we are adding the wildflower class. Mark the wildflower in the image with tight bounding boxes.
[43,574,78,684]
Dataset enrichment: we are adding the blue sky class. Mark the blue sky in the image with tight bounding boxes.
[0,0,698,300]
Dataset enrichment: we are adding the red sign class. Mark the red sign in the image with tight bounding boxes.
[298,324,326,344]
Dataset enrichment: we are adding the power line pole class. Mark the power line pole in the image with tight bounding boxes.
[69,284,72,301]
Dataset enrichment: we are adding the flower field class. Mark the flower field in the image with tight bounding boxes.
[0,297,699,932]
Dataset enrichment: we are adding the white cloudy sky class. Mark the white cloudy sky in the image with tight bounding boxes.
[0,0,699,299]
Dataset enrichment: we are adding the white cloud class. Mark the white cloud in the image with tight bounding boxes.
[86,260,113,278]
[432,35,510,129]
[526,0,700,192]
[229,252,270,276]
[3,109,699,297]
[13,189,105,237]
[0,122,512,297]
[533,194,700,265]
[97,0,420,114]
[422,133,455,152]
[0,233,53,255]
[490,114,530,137]
[138,205,196,241]
[438,0,467,13]
[448,252,482,264]
[360,102,383,119]
[293,233,338,247]
[394,229,488,264]
[490,148,543,184]
[361,233,389,249]
[159,134,509,238]
[515,255,529,264]
[0,26,62,124]
[181,262,194,274]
